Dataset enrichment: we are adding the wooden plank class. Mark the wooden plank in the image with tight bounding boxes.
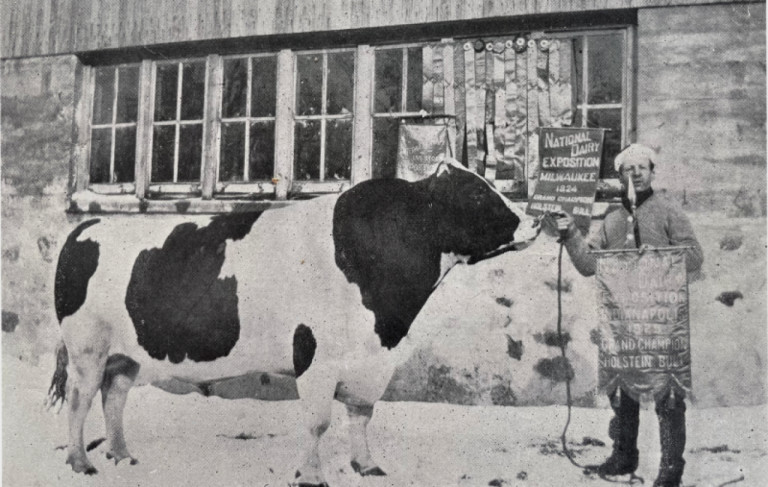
[273,49,295,200]
[135,60,154,199]
[3,0,762,58]
[201,55,223,199]
[351,45,373,185]
[255,0,277,36]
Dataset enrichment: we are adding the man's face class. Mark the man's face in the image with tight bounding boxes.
[619,157,654,192]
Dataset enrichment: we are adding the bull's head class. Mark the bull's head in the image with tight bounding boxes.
[423,158,540,263]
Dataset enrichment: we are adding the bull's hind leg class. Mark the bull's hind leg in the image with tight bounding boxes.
[101,354,140,465]
[65,347,108,474]
[346,403,386,476]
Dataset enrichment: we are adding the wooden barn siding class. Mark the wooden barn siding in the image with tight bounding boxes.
[636,2,766,210]
[0,0,760,59]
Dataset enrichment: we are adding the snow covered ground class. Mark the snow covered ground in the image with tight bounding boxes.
[3,352,766,487]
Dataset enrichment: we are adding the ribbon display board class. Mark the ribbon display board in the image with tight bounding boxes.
[526,127,605,234]
[595,249,691,401]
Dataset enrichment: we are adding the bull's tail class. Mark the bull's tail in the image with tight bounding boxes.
[46,340,69,411]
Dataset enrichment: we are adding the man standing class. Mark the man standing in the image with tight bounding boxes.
[544,144,703,487]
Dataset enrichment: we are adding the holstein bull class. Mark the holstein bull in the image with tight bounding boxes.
[48,158,540,487]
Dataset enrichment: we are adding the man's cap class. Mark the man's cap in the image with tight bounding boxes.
[614,144,656,172]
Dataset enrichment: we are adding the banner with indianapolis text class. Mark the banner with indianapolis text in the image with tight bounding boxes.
[594,248,692,401]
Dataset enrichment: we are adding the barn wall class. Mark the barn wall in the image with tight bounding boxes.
[637,3,766,215]
[1,0,755,59]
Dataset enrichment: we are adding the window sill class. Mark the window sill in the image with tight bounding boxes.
[68,190,293,214]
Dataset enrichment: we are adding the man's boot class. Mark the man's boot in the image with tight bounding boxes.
[653,392,686,487]
[597,389,640,476]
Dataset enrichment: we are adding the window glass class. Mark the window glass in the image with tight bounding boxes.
[92,68,115,125]
[375,49,402,113]
[154,63,178,122]
[325,120,352,179]
[89,128,112,183]
[220,121,245,181]
[178,124,203,181]
[249,121,275,180]
[114,127,136,183]
[574,107,622,179]
[294,120,321,180]
[222,58,248,118]
[296,54,323,116]
[571,31,626,182]
[93,66,115,124]
[116,66,139,123]
[588,34,623,104]
[406,47,423,112]
[573,38,584,105]
[372,118,399,179]
[181,62,206,120]
[151,125,175,182]
[220,56,277,185]
[252,56,277,117]
[327,52,354,115]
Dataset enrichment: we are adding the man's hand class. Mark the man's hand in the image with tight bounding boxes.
[541,211,577,240]
[637,244,655,254]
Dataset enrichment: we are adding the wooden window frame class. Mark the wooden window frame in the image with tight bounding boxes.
[86,63,140,195]
[290,47,356,195]
[217,53,279,196]
[146,58,207,196]
[548,26,635,199]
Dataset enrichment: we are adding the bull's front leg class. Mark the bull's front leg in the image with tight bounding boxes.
[346,403,386,477]
[292,363,338,487]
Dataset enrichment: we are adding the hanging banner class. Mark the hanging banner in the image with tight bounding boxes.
[525,127,605,234]
[594,249,692,402]
[396,123,449,182]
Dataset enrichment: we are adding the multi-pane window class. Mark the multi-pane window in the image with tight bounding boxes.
[372,46,425,179]
[89,65,139,184]
[81,26,632,208]
[570,31,627,179]
[220,55,277,184]
[151,60,206,184]
[293,50,355,182]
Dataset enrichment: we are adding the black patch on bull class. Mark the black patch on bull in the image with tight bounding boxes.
[293,324,317,378]
[125,212,262,363]
[54,219,101,323]
[333,163,521,349]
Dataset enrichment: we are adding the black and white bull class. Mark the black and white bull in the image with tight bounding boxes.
[49,158,540,486]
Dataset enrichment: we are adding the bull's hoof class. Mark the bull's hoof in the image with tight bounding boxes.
[292,470,329,487]
[66,455,98,475]
[351,460,386,476]
[106,452,139,465]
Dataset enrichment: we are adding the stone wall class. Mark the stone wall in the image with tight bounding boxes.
[1,56,82,362]
[637,2,766,216]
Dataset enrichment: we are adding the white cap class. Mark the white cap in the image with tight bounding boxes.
[614,144,656,172]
